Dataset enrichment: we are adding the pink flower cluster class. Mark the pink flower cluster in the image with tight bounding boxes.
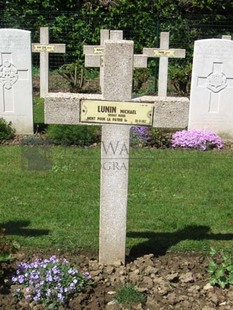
[171,129,223,151]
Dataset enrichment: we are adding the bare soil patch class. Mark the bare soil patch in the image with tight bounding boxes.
[0,249,233,309]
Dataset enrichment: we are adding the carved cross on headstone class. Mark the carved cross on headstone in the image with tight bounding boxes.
[84,29,148,92]
[197,62,233,113]
[32,27,66,98]
[143,32,186,96]
[0,54,29,112]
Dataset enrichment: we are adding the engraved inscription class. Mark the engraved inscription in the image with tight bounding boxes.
[34,45,55,52]
[154,49,175,57]
[80,100,153,126]
[94,47,104,55]
[0,59,18,90]
[207,72,227,93]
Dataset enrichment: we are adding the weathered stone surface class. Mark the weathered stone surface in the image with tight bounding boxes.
[45,93,102,124]
[133,96,189,128]
[0,29,33,134]
[189,39,233,138]
[45,93,189,129]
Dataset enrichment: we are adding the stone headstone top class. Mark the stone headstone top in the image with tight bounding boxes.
[0,28,33,134]
[188,39,233,138]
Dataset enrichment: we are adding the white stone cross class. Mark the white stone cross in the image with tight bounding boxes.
[32,27,66,98]
[197,62,233,113]
[45,38,154,265]
[84,29,148,92]
[86,39,152,265]
[143,32,186,96]
[222,35,231,40]
[0,53,29,112]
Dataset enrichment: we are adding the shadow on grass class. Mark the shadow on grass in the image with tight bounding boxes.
[0,220,50,237]
[127,225,233,260]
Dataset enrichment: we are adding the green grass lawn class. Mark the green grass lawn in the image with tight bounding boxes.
[0,146,233,256]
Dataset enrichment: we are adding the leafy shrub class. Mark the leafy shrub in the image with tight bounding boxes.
[130,127,171,148]
[169,63,192,96]
[46,124,101,146]
[172,129,223,151]
[208,247,233,288]
[57,60,85,93]
[0,118,15,141]
[133,68,151,94]
[12,255,92,309]
[147,128,172,148]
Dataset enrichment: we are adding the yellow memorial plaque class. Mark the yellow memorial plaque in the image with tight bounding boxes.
[33,44,55,52]
[94,47,104,55]
[80,100,154,126]
[153,49,175,57]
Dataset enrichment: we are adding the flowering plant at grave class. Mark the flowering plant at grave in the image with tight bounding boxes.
[171,129,223,151]
[130,126,150,145]
[11,255,92,309]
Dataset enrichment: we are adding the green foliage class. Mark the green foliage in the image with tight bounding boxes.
[57,60,85,93]
[116,283,146,306]
[1,147,233,252]
[208,247,233,288]
[0,228,20,280]
[21,135,46,145]
[133,68,151,94]
[12,256,92,309]
[3,1,233,97]
[46,124,101,146]
[0,118,15,141]
[32,66,40,77]
[169,63,192,96]
[130,127,172,149]
[33,98,45,130]
[148,128,172,148]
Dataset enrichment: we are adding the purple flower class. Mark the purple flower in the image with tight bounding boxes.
[84,272,92,280]
[11,255,92,307]
[171,129,223,151]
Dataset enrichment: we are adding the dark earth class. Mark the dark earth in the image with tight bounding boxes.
[1,249,233,310]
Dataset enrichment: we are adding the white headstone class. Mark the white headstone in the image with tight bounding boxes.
[188,39,233,138]
[0,29,33,134]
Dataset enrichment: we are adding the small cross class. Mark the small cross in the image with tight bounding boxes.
[0,54,29,112]
[197,62,233,113]
[32,27,66,98]
[83,29,147,91]
[143,32,186,96]
[222,35,231,40]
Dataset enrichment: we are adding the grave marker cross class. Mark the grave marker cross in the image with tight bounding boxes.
[32,27,66,98]
[143,32,186,96]
[84,29,148,92]
[83,39,152,265]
